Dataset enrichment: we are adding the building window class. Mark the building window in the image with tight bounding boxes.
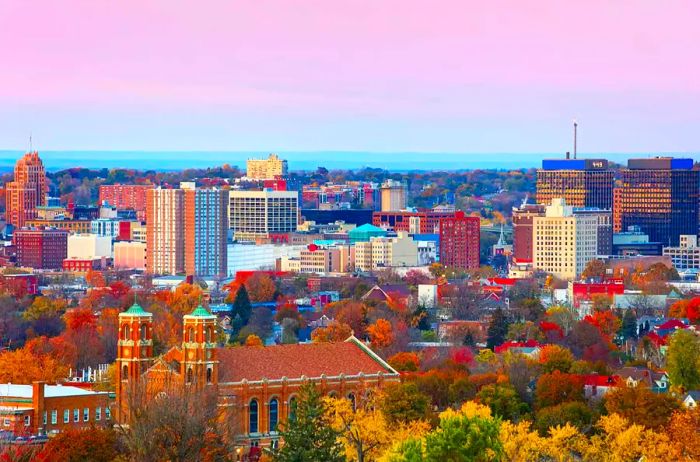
[140,324,148,341]
[187,327,195,343]
[288,396,297,422]
[123,325,130,340]
[73,409,79,423]
[43,411,47,425]
[249,399,259,433]
[187,367,193,384]
[122,365,128,380]
[2,419,9,427]
[51,410,57,425]
[95,407,101,421]
[63,409,69,424]
[269,398,279,432]
[24,415,30,426]
[206,367,212,384]
[206,327,213,343]
[83,408,89,422]
[105,407,111,420]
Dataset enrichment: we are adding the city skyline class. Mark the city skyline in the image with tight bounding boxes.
[1,1,699,154]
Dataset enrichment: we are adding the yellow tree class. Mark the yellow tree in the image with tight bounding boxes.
[324,395,428,462]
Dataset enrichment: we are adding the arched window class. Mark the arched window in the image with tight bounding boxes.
[206,327,213,343]
[140,324,147,341]
[348,393,356,412]
[249,399,259,433]
[206,367,212,384]
[187,327,195,343]
[122,365,128,380]
[269,398,279,432]
[186,367,193,384]
[123,325,130,341]
[288,396,297,422]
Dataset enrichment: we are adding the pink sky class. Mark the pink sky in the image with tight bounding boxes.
[0,0,698,153]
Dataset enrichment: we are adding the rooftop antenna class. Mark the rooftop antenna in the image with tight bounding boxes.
[573,120,578,159]
[29,132,33,153]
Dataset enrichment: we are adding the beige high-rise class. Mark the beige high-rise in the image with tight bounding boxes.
[533,198,599,280]
[246,154,288,180]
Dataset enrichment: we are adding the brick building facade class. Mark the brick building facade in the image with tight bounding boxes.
[115,302,400,451]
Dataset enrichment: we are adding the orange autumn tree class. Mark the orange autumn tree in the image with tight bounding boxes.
[311,321,353,343]
[367,318,394,349]
[388,352,421,372]
[244,272,277,302]
[0,344,71,383]
[244,334,264,347]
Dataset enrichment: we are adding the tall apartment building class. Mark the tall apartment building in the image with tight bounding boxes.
[439,211,480,270]
[99,184,153,219]
[183,187,228,277]
[380,180,407,212]
[246,154,288,180]
[228,190,298,241]
[5,151,48,228]
[536,158,613,209]
[13,228,68,270]
[372,209,455,234]
[354,232,419,271]
[533,198,599,280]
[146,184,227,277]
[615,157,699,246]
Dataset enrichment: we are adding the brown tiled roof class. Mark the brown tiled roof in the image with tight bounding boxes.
[216,337,396,383]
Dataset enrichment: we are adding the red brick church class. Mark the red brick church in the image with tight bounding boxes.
[115,301,400,449]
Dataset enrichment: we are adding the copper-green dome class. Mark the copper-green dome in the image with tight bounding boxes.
[123,301,150,316]
[189,304,214,317]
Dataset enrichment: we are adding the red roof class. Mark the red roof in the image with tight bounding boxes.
[494,339,542,353]
[581,374,620,387]
[487,277,519,286]
[216,338,396,383]
[655,319,688,331]
[645,331,667,346]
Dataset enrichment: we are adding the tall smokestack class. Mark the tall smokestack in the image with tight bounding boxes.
[573,120,578,159]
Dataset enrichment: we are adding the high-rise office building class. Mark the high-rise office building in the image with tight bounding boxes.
[536,158,613,209]
[439,211,480,270]
[533,198,599,280]
[146,184,227,277]
[5,151,48,228]
[380,180,407,212]
[228,190,299,241]
[513,202,611,263]
[615,157,698,246]
[373,209,456,234]
[246,154,288,180]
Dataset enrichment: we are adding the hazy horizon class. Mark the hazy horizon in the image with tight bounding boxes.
[1,150,697,173]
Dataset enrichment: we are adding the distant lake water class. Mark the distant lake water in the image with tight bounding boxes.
[0,150,695,172]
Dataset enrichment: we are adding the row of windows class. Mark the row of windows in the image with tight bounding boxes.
[248,393,356,434]
[44,407,110,425]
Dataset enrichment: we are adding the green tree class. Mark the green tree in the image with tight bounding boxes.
[231,285,252,325]
[486,307,509,350]
[424,411,503,461]
[666,329,700,392]
[381,382,431,424]
[476,383,530,421]
[620,309,638,341]
[534,401,594,435]
[273,383,344,462]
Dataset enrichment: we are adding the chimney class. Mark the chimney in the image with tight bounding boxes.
[32,381,45,435]
[566,151,570,160]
